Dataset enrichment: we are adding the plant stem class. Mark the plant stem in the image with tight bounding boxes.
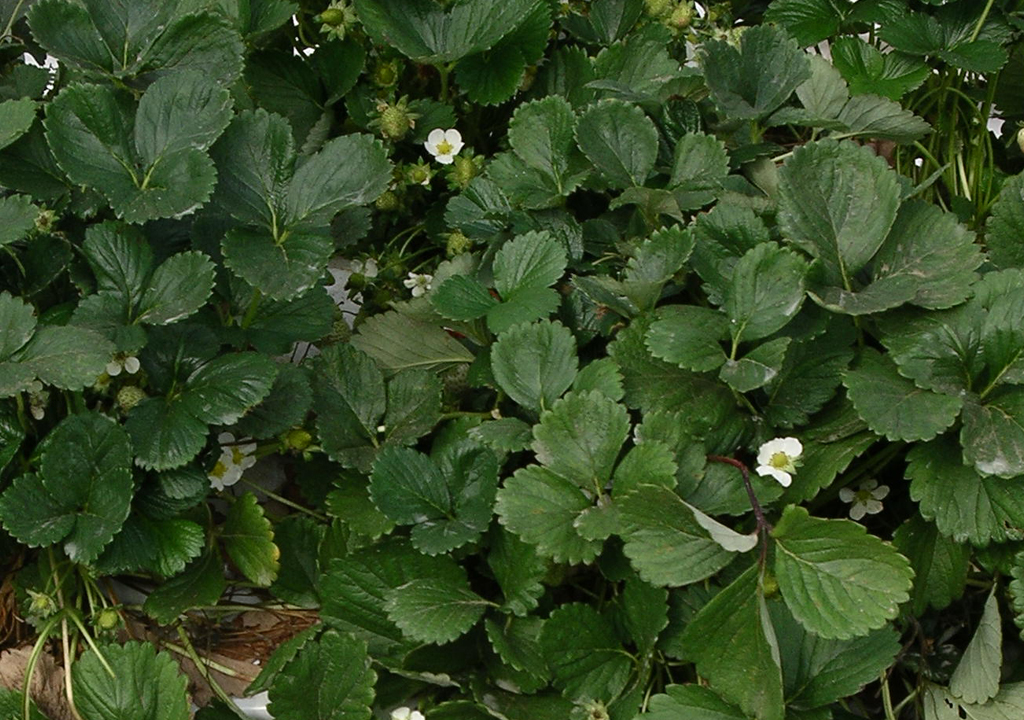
[239,478,328,521]
[174,628,252,720]
[969,0,996,43]
[707,454,771,565]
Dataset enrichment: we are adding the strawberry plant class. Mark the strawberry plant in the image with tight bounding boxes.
[1,1,1024,719]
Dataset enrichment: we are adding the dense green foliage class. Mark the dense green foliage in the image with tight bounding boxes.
[2,0,1024,719]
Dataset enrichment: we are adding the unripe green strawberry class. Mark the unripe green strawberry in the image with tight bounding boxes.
[445,230,472,257]
[450,155,481,189]
[375,190,399,212]
[116,385,147,413]
[95,607,120,631]
[1017,126,1024,155]
[319,7,347,25]
[644,0,673,17]
[283,428,314,452]
[34,208,56,234]
[373,59,401,88]
[668,2,693,29]
[380,104,414,141]
[762,570,779,599]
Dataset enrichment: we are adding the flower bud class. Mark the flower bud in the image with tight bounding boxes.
[1017,126,1024,155]
[318,8,346,25]
[34,208,56,234]
[644,0,673,18]
[445,230,472,257]
[450,155,481,189]
[283,428,314,452]
[375,190,400,212]
[668,2,693,29]
[95,607,120,631]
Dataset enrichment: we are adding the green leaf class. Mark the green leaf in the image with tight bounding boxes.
[778,139,900,288]
[618,485,741,587]
[134,70,233,161]
[763,0,846,46]
[949,588,1002,705]
[908,439,1024,546]
[222,228,333,301]
[507,97,578,196]
[986,173,1024,270]
[11,326,112,392]
[284,133,391,228]
[1013,551,1024,642]
[270,515,325,608]
[73,642,189,720]
[770,600,900,709]
[699,25,811,120]
[719,337,791,393]
[573,358,625,402]
[351,311,474,373]
[354,0,538,64]
[493,231,567,299]
[495,465,601,564]
[893,515,970,615]
[0,98,37,151]
[645,305,728,372]
[539,603,632,702]
[621,577,669,653]
[180,352,278,425]
[835,93,932,143]
[831,37,929,100]
[638,685,746,720]
[0,194,37,248]
[125,397,207,471]
[924,682,1024,720]
[772,505,914,640]
[432,275,498,321]
[724,243,807,343]
[383,369,442,444]
[136,251,216,325]
[210,109,294,228]
[961,389,1024,479]
[385,576,489,644]
[575,99,657,189]
[844,349,963,442]
[678,567,785,720]
[0,291,36,360]
[531,390,629,488]
[81,222,152,299]
[268,630,375,720]
[95,515,204,576]
[233,364,312,440]
[878,305,981,397]
[144,551,226,625]
[612,441,677,496]
[486,615,547,682]
[668,133,730,211]
[222,492,279,586]
[244,288,335,355]
[622,226,694,311]
[491,320,578,413]
[0,413,132,563]
[691,202,771,304]
[311,343,384,471]
[488,527,547,616]
[591,29,683,103]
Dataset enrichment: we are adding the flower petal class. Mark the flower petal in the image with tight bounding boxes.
[426,128,445,148]
[838,487,855,503]
[849,503,867,521]
[864,499,883,515]
[872,485,890,500]
[777,437,802,457]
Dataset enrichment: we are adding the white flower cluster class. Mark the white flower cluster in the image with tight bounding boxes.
[208,432,257,491]
[390,708,424,720]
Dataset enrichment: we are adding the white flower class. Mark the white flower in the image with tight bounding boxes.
[839,479,889,521]
[208,432,257,491]
[105,354,140,377]
[351,258,378,278]
[424,128,464,165]
[390,708,425,720]
[755,437,803,487]
[403,272,433,297]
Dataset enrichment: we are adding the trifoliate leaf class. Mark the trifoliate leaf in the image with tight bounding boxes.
[0,413,132,563]
[986,173,1024,270]
[844,349,963,442]
[488,527,546,616]
[908,439,1024,547]
[724,243,807,343]
[618,485,741,587]
[575,99,658,189]
[645,305,728,372]
[893,514,971,615]
[144,551,226,625]
[831,37,929,100]
[950,588,1002,705]
[385,576,489,644]
[961,389,1024,479]
[73,642,189,720]
[539,603,632,702]
[222,228,333,301]
[268,630,375,720]
[778,139,900,288]
[772,505,914,640]
[769,600,900,709]
[29,0,244,83]
[699,25,811,121]
[491,320,578,413]
[495,465,601,564]
[222,492,279,586]
[531,390,629,489]
[678,567,785,720]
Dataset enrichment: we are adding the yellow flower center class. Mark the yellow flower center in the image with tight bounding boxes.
[211,459,228,478]
[856,488,873,502]
[231,446,247,464]
[436,139,453,155]
[769,451,790,469]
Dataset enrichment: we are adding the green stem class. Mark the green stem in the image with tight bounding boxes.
[239,478,328,521]
[1,0,25,40]
[65,611,115,678]
[22,612,65,720]
[174,628,252,720]
[969,0,997,43]
[881,672,897,720]
[240,288,262,330]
